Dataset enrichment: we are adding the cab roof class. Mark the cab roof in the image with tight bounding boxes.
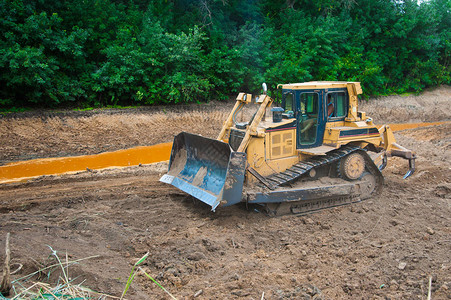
[279,81,361,93]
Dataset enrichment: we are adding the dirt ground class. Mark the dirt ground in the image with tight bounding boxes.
[0,86,450,299]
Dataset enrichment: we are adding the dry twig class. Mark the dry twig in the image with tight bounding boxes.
[427,275,432,300]
[0,233,12,296]
[0,232,12,296]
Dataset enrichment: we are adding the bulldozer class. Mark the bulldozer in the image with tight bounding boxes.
[160,81,416,215]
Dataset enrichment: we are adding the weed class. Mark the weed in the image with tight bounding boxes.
[73,107,94,112]
[120,252,177,300]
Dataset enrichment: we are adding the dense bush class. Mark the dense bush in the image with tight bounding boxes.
[0,0,449,108]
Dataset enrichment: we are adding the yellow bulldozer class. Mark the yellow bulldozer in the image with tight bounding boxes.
[160,81,415,215]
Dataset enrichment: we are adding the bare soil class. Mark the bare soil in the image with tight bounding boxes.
[0,86,450,299]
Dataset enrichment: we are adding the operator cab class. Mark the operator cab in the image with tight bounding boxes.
[280,82,349,149]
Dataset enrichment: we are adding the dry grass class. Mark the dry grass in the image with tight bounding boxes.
[2,247,177,300]
[3,248,114,300]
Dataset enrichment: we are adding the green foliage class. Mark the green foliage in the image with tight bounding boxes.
[0,0,449,108]
[0,106,30,115]
[0,1,89,107]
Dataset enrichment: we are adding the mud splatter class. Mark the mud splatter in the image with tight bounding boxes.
[192,166,208,186]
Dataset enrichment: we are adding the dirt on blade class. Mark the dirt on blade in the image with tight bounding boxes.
[0,86,450,299]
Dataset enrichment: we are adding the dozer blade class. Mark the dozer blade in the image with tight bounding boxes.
[160,132,246,211]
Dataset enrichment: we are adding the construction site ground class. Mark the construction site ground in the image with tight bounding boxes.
[0,86,450,299]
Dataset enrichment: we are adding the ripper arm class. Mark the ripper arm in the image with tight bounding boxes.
[378,125,416,179]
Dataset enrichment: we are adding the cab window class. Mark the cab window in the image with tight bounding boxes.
[298,92,319,146]
[335,93,346,117]
[300,93,318,114]
[326,92,347,119]
[283,92,294,113]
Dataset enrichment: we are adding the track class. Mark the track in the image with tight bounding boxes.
[252,149,384,216]
[263,145,366,189]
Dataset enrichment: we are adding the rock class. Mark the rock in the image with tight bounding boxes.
[202,239,221,252]
[302,283,322,296]
[370,241,383,248]
[389,220,399,226]
[304,218,314,225]
[194,289,203,297]
[155,262,165,269]
[390,279,398,289]
[320,223,330,230]
[434,185,451,198]
[426,227,435,235]
[398,262,407,270]
[231,273,240,281]
[343,282,359,293]
[186,251,206,261]
[231,289,251,297]
[165,267,179,276]
[167,273,181,286]
[280,236,289,244]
